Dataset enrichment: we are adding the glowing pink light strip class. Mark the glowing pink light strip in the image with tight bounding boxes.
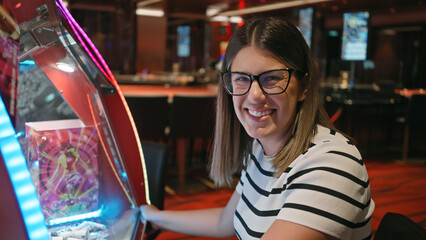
[55,0,116,85]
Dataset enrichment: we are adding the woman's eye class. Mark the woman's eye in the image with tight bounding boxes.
[264,76,280,81]
[262,76,280,85]
[233,75,250,82]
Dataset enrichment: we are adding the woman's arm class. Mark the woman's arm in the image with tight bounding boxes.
[140,190,240,238]
[262,220,334,240]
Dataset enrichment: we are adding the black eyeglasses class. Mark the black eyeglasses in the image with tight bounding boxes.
[221,68,294,96]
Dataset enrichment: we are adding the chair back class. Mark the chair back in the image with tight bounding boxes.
[169,95,216,139]
[375,212,426,240]
[405,94,426,150]
[125,95,170,142]
[406,94,426,125]
[142,141,169,210]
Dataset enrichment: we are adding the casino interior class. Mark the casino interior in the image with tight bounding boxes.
[72,0,426,218]
[68,0,426,164]
[0,0,425,239]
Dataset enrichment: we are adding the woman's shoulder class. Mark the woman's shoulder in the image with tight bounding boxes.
[310,125,361,157]
[289,125,367,178]
[313,125,355,146]
[278,126,373,240]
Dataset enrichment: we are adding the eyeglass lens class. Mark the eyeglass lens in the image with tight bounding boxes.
[223,69,290,95]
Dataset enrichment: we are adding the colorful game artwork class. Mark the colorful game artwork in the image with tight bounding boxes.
[26,119,100,223]
[0,5,20,121]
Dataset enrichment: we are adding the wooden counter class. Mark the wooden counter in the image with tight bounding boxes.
[396,88,425,98]
[119,84,218,98]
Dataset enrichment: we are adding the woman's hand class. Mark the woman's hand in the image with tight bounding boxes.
[137,190,240,238]
[140,205,164,239]
[140,205,162,229]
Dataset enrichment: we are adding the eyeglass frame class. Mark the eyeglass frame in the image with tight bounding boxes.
[220,68,295,96]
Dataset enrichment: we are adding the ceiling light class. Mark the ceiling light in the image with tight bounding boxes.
[206,3,228,17]
[217,0,333,16]
[136,8,164,17]
[229,16,243,23]
[209,16,243,23]
[210,16,229,22]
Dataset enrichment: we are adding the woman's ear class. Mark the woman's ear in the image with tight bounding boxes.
[297,73,309,101]
[298,88,308,101]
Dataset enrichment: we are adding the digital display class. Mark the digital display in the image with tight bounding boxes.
[341,11,369,61]
[298,7,314,48]
[177,26,191,57]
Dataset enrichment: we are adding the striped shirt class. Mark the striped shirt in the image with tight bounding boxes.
[234,125,375,240]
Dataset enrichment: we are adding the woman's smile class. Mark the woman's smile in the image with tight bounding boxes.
[247,108,273,118]
[244,106,276,124]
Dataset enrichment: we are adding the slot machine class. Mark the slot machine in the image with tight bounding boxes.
[0,0,149,239]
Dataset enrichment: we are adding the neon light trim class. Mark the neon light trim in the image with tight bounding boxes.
[0,95,49,240]
[47,207,103,226]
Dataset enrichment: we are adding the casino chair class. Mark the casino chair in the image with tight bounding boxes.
[397,94,426,161]
[125,95,170,143]
[141,141,169,210]
[374,212,426,240]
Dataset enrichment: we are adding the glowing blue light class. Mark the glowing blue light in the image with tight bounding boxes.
[2,141,21,153]
[0,116,8,125]
[44,93,56,102]
[21,199,40,210]
[5,156,23,168]
[0,95,49,240]
[11,171,31,181]
[15,130,25,138]
[328,30,339,37]
[26,213,46,225]
[47,207,103,226]
[30,228,50,239]
[16,184,36,197]
[20,60,37,66]
[0,128,15,138]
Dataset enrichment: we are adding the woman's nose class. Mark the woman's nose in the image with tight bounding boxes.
[247,80,266,100]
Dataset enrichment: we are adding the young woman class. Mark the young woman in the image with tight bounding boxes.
[140,16,375,240]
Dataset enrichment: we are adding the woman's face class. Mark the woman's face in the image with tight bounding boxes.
[231,46,306,156]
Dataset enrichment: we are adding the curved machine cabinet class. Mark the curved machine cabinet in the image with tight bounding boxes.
[0,0,149,239]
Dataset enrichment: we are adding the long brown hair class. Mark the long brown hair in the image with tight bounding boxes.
[210,17,337,187]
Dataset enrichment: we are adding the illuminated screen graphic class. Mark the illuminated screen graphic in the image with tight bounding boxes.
[177,26,190,57]
[341,11,369,61]
[298,7,313,48]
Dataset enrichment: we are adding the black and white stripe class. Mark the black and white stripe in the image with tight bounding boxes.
[234,125,375,240]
